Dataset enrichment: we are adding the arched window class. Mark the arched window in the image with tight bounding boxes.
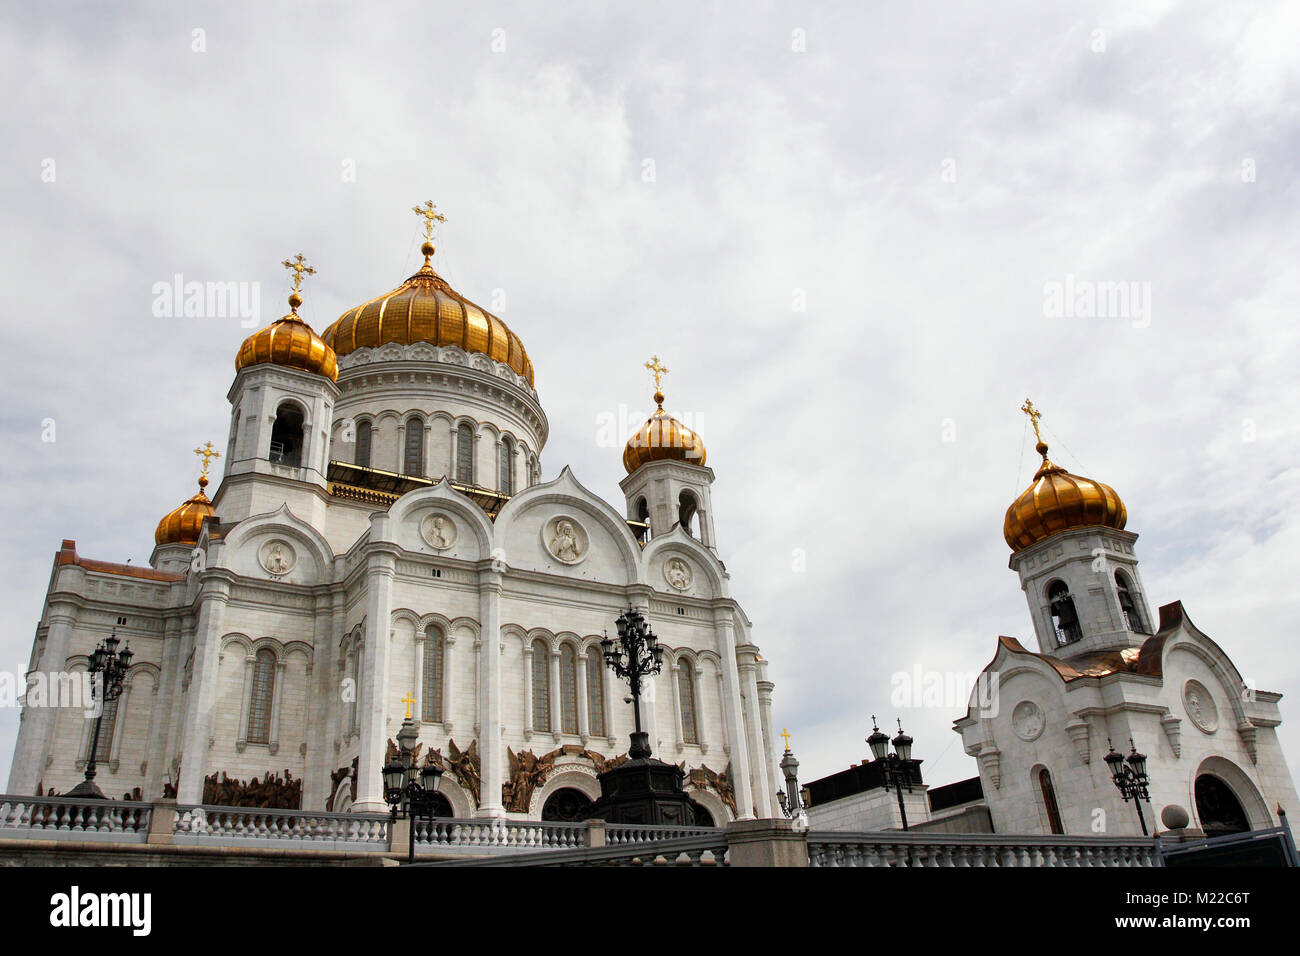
[1115,571,1146,634]
[1038,768,1064,834]
[355,420,372,468]
[404,417,424,476]
[456,423,474,483]
[91,693,120,762]
[531,639,550,732]
[678,659,699,745]
[678,490,698,537]
[1047,580,1082,647]
[346,648,359,734]
[422,625,445,723]
[542,787,594,822]
[559,644,578,734]
[269,403,304,467]
[246,648,276,745]
[635,497,651,544]
[500,436,515,495]
[586,646,606,737]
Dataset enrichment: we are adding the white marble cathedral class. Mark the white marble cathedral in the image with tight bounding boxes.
[954,402,1299,837]
[7,203,782,823]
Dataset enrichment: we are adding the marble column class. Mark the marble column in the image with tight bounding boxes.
[713,610,754,819]
[740,660,772,818]
[178,576,232,803]
[353,524,398,813]
[476,567,504,817]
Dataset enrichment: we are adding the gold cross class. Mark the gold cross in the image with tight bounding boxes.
[193,441,221,480]
[1021,398,1045,445]
[645,355,669,391]
[412,200,446,241]
[401,692,417,719]
[281,253,316,293]
[780,728,792,750]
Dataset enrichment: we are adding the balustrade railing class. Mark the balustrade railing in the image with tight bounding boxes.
[420,831,730,867]
[807,831,1159,867]
[172,805,390,848]
[0,794,153,841]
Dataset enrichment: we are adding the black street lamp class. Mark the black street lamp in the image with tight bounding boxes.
[600,607,664,759]
[776,729,809,829]
[67,629,133,799]
[868,716,919,831]
[382,715,444,864]
[1104,737,1152,836]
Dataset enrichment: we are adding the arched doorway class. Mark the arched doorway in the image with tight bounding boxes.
[1195,774,1250,837]
[689,800,715,827]
[427,792,453,818]
[542,787,594,822]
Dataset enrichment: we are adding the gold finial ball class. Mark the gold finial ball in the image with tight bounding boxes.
[653,390,665,406]
[1036,441,1049,457]
[198,474,209,490]
[288,292,303,310]
[421,240,436,258]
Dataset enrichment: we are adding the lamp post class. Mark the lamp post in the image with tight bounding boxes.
[776,728,809,830]
[600,607,664,759]
[1104,737,1151,836]
[67,629,133,799]
[382,710,444,864]
[867,716,918,831]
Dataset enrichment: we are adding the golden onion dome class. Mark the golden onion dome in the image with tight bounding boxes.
[155,476,215,546]
[1003,439,1127,551]
[236,289,339,382]
[623,390,707,474]
[321,237,534,386]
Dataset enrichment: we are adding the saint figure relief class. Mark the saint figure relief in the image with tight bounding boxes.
[550,520,581,561]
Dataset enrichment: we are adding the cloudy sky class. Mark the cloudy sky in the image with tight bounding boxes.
[2,0,1298,793]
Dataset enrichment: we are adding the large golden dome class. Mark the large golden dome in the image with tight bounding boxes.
[236,292,339,382]
[155,477,215,546]
[1004,440,1127,551]
[321,252,534,386]
[623,390,707,474]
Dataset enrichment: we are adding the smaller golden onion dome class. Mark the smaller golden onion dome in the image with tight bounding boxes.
[1003,439,1127,551]
[155,475,215,546]
[623,389,707,474]
[236,254,338,382]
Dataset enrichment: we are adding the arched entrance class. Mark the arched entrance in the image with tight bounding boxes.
[542,787,594,822]
[427,792,453,818]
[1195,774,1250,837]
[689,800,715,827]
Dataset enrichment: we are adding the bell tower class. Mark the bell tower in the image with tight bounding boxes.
[1004,401,1154,660]
[619,357,717,550]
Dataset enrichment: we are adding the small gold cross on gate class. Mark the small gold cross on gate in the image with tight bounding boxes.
[412,200,446,241]
[281,253,316,293]
[780,728,792,750]
[401,692,417,720]
[644,355,669,391]
[1020,398,1045,445]
[193,441,221,480]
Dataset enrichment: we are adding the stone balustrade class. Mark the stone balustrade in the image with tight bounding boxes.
[0,794,153,842]
[806,830,1159,867]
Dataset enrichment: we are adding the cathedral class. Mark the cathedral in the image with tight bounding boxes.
[6,203,782,824]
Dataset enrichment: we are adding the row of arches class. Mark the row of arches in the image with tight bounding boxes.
[340,414,539,493]
[632,489,701,543]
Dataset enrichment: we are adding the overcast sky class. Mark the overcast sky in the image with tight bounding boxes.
[2,0,1298,795]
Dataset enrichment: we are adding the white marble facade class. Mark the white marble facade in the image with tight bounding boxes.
[7,318,782,823]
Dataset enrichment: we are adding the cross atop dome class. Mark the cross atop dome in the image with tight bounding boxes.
[193,441,221,490]
[281,253,315,313]
[412,200,447,264]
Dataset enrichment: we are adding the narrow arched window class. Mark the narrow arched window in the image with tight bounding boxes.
[404,417,424,476]
[355,420,372,468]
[456,423,474,483]
[532,639,550,732]
[678,490,698,536]
[422,625,445,723]
[587,646,606,737]
[500,436,515,495]
[247,648,276,744]
[635,497,651,544]
[346,649,359,734]
[91,693,120,762]
[269,403,304,467]
[1038,768,1065,834]
[1115,571,1146,634]
[678,659,699,744]
[1047,580,1082,647]
[559,644,578,734]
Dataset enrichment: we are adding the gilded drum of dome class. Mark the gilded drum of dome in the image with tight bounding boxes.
[322,266,534,386]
